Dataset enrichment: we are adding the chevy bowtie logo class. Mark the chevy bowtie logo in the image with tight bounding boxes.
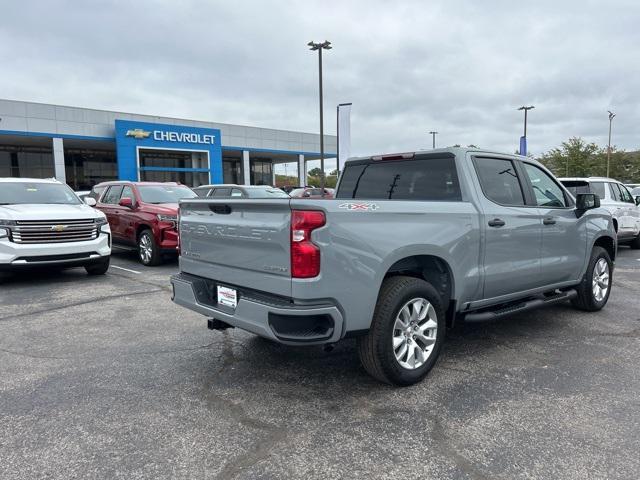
[51,225,67,232]
[125,128,151,139]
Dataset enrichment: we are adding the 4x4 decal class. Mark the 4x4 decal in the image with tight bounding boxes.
[338,202,380,211]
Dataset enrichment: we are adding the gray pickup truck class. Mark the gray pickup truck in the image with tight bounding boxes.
[171,148,616,386]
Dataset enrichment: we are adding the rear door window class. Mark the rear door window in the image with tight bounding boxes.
[102,185,123,204]
[590,182,606,199]
[90,185,106,201]
[230,188,244,197]
[336,156,461,201]
[213,188,231,197]
[609,183,622,202]
[473,157,525,206]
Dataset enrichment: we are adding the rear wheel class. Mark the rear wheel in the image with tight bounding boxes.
[85,257,110,275]
[138,229,162,266]
[357,276,445,386]
[630,233,640,250]
[571,246,612,311]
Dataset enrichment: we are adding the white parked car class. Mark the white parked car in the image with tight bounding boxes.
[0,178,111,274]
[560,177,640,248]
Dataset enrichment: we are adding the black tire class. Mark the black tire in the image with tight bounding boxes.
[571,246,612,311]
[357,276,445,386]
[138,229,162,266]
[85,257,110,275]
[630,234,640,250]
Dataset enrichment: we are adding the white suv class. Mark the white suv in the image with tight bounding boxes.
[0,178,111,274]
[560,177,640,248]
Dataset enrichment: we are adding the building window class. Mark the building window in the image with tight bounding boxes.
[250,159,272,186]
[139,149,207,169]
[0,145,54,178]
[65,148,117,190]
[138,148,209,187]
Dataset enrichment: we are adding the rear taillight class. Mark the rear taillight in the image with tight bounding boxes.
[291,210,325,278]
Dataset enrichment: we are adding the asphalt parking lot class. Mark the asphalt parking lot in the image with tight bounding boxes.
[1,247,639,480]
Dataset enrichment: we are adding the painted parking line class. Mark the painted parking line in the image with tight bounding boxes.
[110,265,142,274]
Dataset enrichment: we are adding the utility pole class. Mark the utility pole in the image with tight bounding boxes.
[429,131,438,149]
[308,40,332,196]
[607,110,616,178]
[517,105,534,155]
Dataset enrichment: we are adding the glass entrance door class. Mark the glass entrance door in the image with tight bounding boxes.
[250,159,272,185]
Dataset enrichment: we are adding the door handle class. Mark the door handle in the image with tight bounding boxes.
[543,217,556,225]
[488,218,506,227]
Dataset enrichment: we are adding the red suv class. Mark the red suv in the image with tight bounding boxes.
[93,181,197,266]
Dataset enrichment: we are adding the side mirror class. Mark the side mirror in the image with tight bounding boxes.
[84,197,97,207]
[576,193,600,210]
[119,197,133,208]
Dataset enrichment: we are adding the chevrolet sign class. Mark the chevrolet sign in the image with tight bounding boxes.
[153,131,215,145]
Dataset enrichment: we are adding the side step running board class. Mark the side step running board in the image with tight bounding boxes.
[464,289,578,323]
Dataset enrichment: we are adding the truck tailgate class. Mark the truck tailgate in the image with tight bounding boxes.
[178,198,292,297]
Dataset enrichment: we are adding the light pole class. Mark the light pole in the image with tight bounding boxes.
[429,131,438,149]
[518,105,534,155]
[308,40,332,196]
[607,110,616,178]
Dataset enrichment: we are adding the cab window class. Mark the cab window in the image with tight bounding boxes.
[523,163,568,208]
[473,157,525,206]
[102,185,123,204]
[121,186,135,203]
[618,184,634,203]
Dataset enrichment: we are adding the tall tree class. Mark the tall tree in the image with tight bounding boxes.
[539,137,601,178]
[539,137,640,182]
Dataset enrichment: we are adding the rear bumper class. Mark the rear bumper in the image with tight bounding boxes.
[170,272,344,345]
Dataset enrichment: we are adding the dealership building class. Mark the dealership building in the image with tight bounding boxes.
[0,99,337,190]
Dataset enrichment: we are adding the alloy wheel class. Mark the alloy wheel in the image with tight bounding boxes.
[392,297,438,370]
[139,234,152,264]
[592,258,610,302]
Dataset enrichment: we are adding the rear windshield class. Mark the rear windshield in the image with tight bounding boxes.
[247,188,289,198]
[0,182,81,205]
[336,157,461,201]
[561,181,605,199]
[138,185,197,204]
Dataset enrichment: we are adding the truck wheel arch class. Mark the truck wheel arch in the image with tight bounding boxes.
[136,224,153,239]
[593,235,616,262]
[382,255,455,323]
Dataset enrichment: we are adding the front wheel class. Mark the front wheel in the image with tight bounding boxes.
[138,229,162,266]
[571,246,612,311]
[85,257,110,275]
[357,276,445,386]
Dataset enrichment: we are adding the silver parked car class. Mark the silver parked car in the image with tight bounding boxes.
[560,177,640,248]
[192,184,289,199]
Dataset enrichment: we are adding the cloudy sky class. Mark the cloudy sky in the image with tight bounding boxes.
[0,0,638,159]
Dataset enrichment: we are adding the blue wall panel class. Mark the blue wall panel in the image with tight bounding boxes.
[114,120,222,183]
